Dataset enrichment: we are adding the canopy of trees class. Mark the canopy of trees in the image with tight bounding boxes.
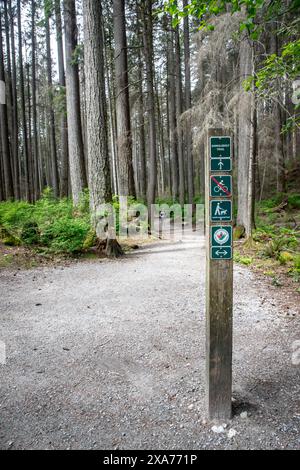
[0,0,299,240]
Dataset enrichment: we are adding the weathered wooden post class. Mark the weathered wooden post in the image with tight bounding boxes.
[205,128,233,421]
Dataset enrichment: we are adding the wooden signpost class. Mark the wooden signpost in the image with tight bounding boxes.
[205,128,233,421]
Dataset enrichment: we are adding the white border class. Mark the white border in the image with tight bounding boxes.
[210,136,232,159]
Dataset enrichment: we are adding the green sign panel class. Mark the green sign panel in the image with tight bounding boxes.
[210,137,231,159]
[210,200,232,222]
[211,246,232,260]
[210,175,232,197]
[210,158,232,172]
[211,226,232,260]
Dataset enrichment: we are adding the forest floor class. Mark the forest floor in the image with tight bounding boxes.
[0,232,299,450]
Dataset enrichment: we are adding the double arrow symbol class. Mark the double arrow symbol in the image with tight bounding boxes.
[216,249,228,256]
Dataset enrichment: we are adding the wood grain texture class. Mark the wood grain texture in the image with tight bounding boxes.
[205,128,233,421]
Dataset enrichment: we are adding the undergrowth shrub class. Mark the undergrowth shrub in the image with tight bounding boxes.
[0,189,91,254]
[40,217,90,253]
[21,221,40,245]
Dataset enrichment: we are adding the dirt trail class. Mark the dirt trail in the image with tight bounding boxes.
[0,234,299,449]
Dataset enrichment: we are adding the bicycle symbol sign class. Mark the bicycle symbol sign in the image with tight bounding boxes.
[210,175,232,197]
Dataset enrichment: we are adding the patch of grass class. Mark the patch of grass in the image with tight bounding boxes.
[278,251,294,265]
[263,270,276,276]
[253,224,299,261]
[293,255,300,270]
[258,194,286,211]
[288,194,300,210]
[0,253,14,268]
[233,195,299,294]
[234,252,253,265]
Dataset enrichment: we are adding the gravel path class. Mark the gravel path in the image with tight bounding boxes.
[0,234,299,450]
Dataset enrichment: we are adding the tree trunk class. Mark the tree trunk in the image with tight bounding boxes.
[236,36,254,238]
[3,0,13,166]
[64,0,87,205]
[8,0,19,199]
[25,60,34,198]
[271,34,287,194]
[83,0,111,207]
[137,2,147,201]
[45,10,59,197]
[174,21,185,206]
[142,0,157,215]
[0,8,13,199]
[17,0,31,200]
[155,76,166,197]
[103,21,118,195]
[84,0,123,257]
[183,0,194,205]
[113,0,135,197]
[55,0,69,198]
[31,0,40,200]
[167,27,178,201]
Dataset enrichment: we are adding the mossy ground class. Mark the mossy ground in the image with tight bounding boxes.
[234,194,300,297]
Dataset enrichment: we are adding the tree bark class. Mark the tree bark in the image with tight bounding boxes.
[0,8,13,199]
[136,2,147,201]
[103,20,118,195]
[3,0,13,162]
[113,0,135,197]
[17,0,31,200]
[45,8,59,197]
[167,27,178,201]
[271,34,287,193]
[84,0,124,257]
[236,36,254,237]
[55,0,69,198]
[31,0,40,200]
[183,0,194,205]
[174,21,185,206]
[8,0,19,198]
[64,0,87,205]
[83,0,111,212]
[142,0,157,214]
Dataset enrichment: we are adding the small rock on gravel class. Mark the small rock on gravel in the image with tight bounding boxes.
[211,425,225,434]
[228,429,237,439]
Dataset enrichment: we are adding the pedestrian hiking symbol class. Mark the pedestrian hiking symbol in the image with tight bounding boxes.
[211,200,232,222]
[210,136,232,172]
[211,226,232,260]
[210,175,232,197]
